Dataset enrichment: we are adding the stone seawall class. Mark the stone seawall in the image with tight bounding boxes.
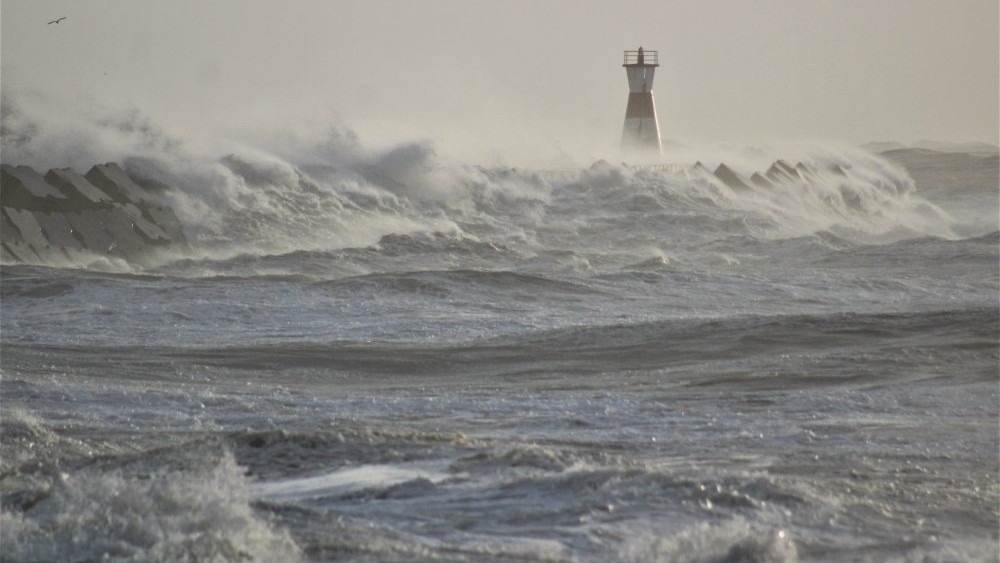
[1,163,186,265]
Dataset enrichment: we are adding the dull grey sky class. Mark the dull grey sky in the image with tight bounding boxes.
[2,0,998,162]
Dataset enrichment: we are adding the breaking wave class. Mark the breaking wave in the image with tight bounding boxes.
[1,91,959,275]
[0,429,299,562]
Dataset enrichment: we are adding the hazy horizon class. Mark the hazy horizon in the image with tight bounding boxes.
[2,0,998,165]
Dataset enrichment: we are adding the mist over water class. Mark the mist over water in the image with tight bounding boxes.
[2,90,998,562]
[1,91,966,268]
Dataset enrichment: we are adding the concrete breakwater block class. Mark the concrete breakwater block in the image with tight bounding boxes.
[143,205,185,243]
[1,165,67,211]
[121,203,170,243]
[33,212,84,250]
[1,163,188,265]
[765,160,799,184]
[1,240,40,263]
[713,163,751,191]
[1,207,22,242]
[46,168,113,204]
[750,172,773,188]
[5,208,51,251]
[85,163,149,204]
[64,210,117,254]
[97,209,147,260]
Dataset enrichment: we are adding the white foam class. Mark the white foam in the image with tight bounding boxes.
[1,451,300,562]
[2,90,963,271]
[252,462,449,502]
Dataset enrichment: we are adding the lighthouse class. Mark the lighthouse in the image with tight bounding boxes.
[621,47,662,155]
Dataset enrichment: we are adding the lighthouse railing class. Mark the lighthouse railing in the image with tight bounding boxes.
[622,50,659,66]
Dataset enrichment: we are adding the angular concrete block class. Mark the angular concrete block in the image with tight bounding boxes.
[795,162,817,182]
[45,168,113,205]
[35,212,85,250]
[750,172,774,189]
[66,210,116,254]
[713,163,751,191]
[1,168,33,209]
[145,205,186,243]
[85,163,148,203]
[765,160,799,185]
[1,241,40,263]
[1,243,17,262]
[122,203,170,243]
[2,164,67,210]
[2,164,66,199]
[4,208,50,250]
[1,207,23,244]
[98,208,145,259]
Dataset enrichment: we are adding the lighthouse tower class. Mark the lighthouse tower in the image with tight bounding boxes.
[621,47,662,154]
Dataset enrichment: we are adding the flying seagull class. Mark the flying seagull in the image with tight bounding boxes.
[48,17,67,25]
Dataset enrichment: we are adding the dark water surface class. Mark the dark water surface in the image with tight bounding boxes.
[2,145,997,561]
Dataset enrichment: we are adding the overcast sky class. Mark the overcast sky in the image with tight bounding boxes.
[2,0,998,162]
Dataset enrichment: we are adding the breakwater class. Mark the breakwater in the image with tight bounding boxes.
[1,163,185,265]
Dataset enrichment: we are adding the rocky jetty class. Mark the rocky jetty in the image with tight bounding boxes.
[1,163,185,265]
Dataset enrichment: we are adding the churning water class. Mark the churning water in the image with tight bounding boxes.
[1,113,997,561]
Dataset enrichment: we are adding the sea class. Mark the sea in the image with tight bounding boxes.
[1,129,998,561]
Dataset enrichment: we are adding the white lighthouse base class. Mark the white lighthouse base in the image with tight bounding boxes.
[621,92,662,155]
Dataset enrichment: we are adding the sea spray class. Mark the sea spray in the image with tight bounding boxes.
[0,448,300,562]
[3,91,959,272]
